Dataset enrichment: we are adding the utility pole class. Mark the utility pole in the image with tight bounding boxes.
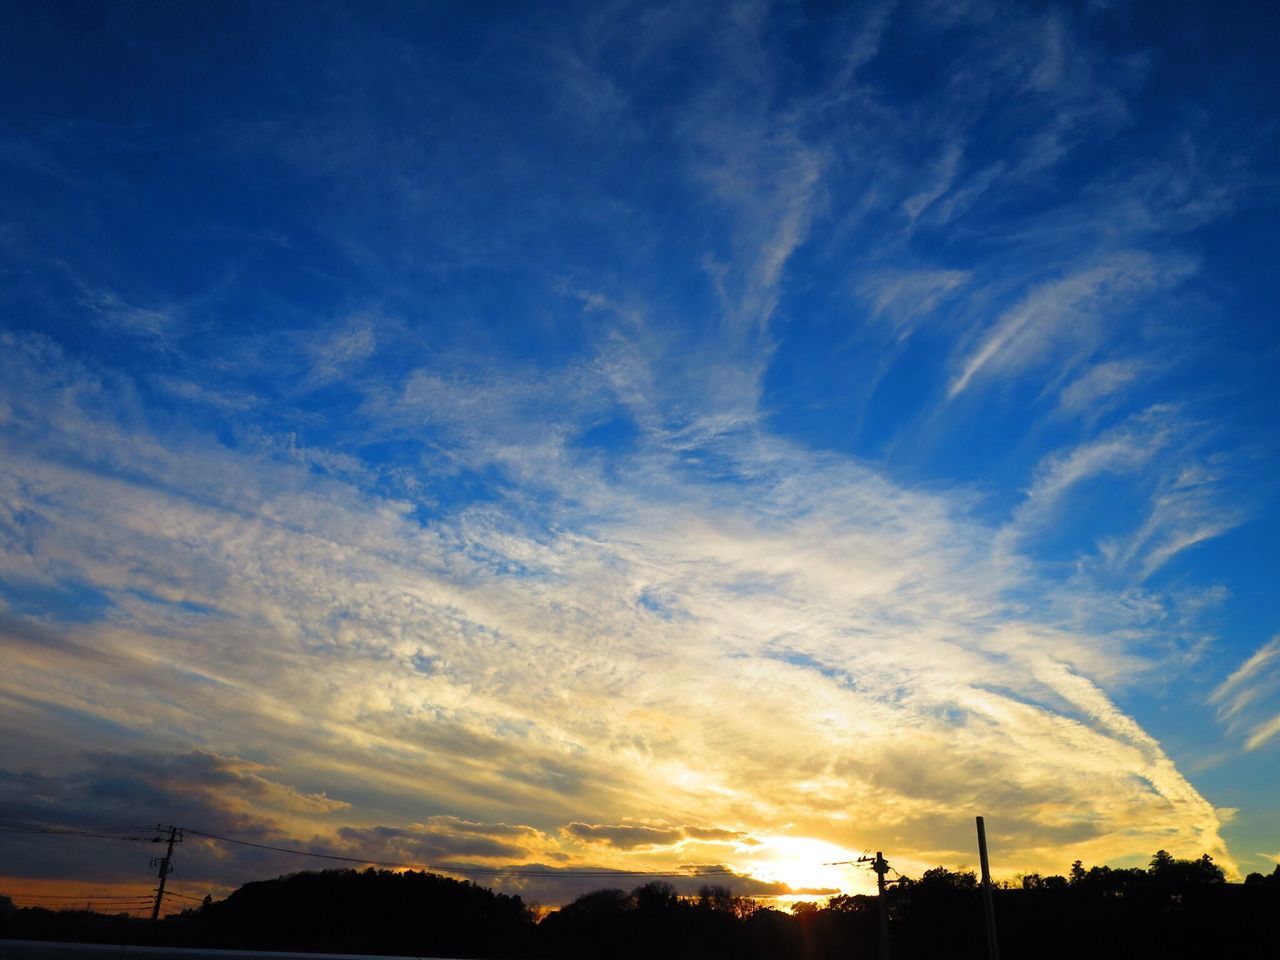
[975,817,1000,960]
[150,824,183,920]
[858,851,892,960]
[827,850,896,959]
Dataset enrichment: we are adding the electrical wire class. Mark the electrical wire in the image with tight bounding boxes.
[163,891,208,902]
[13,897,154,902]
[3,817,742,885]
[0,818,154,842]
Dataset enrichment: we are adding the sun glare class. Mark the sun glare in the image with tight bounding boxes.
[737,836,874,898]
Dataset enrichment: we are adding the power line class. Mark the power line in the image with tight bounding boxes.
[14,901,155,910]
[164,890,208,903]
[12,895,155,901]
[0,818,148,832]
[15,904,154,909]
[167,858,201,904]
[15,904,155,909]
[1,816,741,887]
[0,819,155,842]
[0,818,148,830]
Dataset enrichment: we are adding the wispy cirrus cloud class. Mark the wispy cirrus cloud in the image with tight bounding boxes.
[0,325,1241,897]
[947,253,1194,400]
[1211,637,1280,752]
[902,141,965,224]
[858,268,971,338]
[1011,406,1178,530]
[304,313,381,387]
[1106,462,1244,581]
[1055,359,1146,419]
[0,0,1273,906]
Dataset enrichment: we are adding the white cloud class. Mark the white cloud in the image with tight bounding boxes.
[692,119,826,340]
[84,289,178,343]
[998,407,1241,604]
[305,313,380,386]
[1026,14,1068,94]
[1245,716,1280,752]
[1104,461,1243,581]
[1056,359,1144,418]
[859,268,971,337]
[676,6,840,348]
[0,329,1240,896]
[1211,637,1280,752]
[948,253,1192,399]
[1003,406,1175,543]
[0,0,1265,900]
[902,141,964,223]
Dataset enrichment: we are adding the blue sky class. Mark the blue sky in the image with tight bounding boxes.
[1,0,1278,905]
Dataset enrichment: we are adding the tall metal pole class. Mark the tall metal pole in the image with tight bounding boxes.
[975,817,1000,960]
[151,825,181,920]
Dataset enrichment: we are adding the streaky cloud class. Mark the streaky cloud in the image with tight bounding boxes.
[1211,637,1280,752]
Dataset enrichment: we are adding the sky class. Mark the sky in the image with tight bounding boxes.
[1,0,1279,912]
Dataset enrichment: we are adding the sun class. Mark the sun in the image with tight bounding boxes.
[735,835,875,898]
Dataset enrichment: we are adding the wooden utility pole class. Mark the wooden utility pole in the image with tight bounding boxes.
[857,851,892,960]
[975,817,1000,960]
[150,825,182,920]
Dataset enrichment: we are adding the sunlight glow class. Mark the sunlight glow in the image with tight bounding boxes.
[736,836,871,897]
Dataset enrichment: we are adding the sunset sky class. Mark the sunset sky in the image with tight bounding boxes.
[1,0,1278,911]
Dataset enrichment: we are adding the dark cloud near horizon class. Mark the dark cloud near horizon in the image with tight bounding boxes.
[0,750,825,907]
[336,818,553,862]
[0,749,353,888]
[562,821,760,849]
[563,821,683,848]
[684,826,760,845]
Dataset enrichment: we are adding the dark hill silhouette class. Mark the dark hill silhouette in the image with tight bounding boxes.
[193,868,534,957]
[2,854,1279,959]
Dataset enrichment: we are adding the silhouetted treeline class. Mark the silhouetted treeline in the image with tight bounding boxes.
[0,870,533,958]
[4,853,1280,960]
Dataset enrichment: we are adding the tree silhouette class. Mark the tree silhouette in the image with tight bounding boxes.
[2,852,1277,959]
